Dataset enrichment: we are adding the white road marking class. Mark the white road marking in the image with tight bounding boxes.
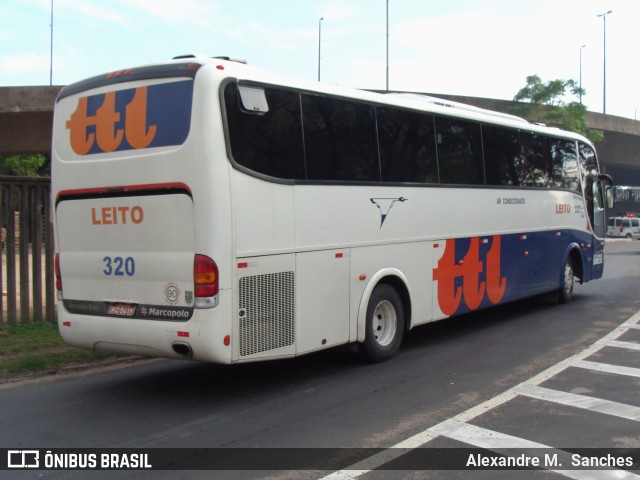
[513,383,640,422]
[319,310,640,479]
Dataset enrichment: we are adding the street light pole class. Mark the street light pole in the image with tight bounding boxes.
[597,10,612,114]
[579,44,585,105]
[317,17,324,82]
[50,0,54,86]
[386,0,389,91]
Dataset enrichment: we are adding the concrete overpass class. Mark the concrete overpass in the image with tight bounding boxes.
[2,86,640,183]
[0,86,60,157]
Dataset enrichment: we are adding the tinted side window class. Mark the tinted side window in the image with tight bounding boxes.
[579,142,598,180]
[435,117,483,184]
[550,139,580,192]
[302,95,379,181]
[521,132,551,187]
[377,107,438,183]
[482,125,521,186]
[579,143,598,226]
[224,84,305,179]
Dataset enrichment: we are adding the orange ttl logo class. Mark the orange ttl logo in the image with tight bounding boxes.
[66,87,157,155]
[432,236,507,316]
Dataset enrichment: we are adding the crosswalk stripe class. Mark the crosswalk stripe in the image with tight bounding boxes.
[571,359,640,378]
[514,383,640,421]
[319,310,640,480]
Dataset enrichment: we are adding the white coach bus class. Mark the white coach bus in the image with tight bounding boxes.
[52,55,612,363]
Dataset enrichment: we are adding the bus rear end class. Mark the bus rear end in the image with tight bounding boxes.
[52,61,233,363]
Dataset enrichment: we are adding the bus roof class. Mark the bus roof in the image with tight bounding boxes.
[59,54,593,146]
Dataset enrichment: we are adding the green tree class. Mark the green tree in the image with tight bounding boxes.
[510,75,603,143]
[0,154,48,176]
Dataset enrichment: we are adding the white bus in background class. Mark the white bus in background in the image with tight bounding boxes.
[52,55,612,364]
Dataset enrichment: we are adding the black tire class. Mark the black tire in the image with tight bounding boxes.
[359,284,404,362]
[558,256,574,304]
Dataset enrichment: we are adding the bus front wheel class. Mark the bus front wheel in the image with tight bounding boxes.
[359,284,404,362]
[558,257,575,304]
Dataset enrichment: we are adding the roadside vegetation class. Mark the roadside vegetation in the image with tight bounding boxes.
[0,322,129,382]
[510,74,604,143]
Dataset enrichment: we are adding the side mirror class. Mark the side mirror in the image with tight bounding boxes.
[597,174,614,209]
[598,173,613,185]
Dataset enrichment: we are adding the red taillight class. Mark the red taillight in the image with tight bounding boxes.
[55,253,62,291]
[194,254,218,298]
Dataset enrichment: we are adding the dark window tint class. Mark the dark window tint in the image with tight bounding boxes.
[550,139,580,192]
[578,142,598,178]
[302,94,379,181]
[224,83,305,179]
[482,125,521,186]
[377,107,438,183]
[579,142,598,225]
[521,132,551,187]
[435,117,483,184]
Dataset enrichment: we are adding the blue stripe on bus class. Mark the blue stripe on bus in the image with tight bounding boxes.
[434,230,601,317]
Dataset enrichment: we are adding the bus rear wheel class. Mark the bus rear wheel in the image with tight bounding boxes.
[359,284,404,362]
[558,257,574,304]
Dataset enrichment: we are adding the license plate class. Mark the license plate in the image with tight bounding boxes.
[107,303,136,317]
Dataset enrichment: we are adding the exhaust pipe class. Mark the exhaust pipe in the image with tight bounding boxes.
[172,342,193,357]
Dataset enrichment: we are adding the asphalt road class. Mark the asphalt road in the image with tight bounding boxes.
[1,239,639,480]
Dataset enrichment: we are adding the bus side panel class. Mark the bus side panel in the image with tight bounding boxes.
[296,249,350,353]
[232,173,295,256]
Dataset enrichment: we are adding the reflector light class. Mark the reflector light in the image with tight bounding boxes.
[237,262,248,269]
[216,65,225,70]
[194,254,218,297]
[63,321,71,327]
[178,331,189,338]
[224,335,231,346]
[106,69,133,79]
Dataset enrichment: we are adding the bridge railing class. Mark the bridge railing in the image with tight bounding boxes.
[0,176,55,326]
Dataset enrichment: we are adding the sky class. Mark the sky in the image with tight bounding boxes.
[2,0,639,119]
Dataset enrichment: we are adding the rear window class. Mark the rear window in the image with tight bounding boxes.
[56,79,194,158]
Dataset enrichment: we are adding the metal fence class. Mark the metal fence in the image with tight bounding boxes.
[0,176,55,326]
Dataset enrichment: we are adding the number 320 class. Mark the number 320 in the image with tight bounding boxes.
[103,256,135,276]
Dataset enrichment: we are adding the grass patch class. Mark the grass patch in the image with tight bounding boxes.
[0,322,125,380]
